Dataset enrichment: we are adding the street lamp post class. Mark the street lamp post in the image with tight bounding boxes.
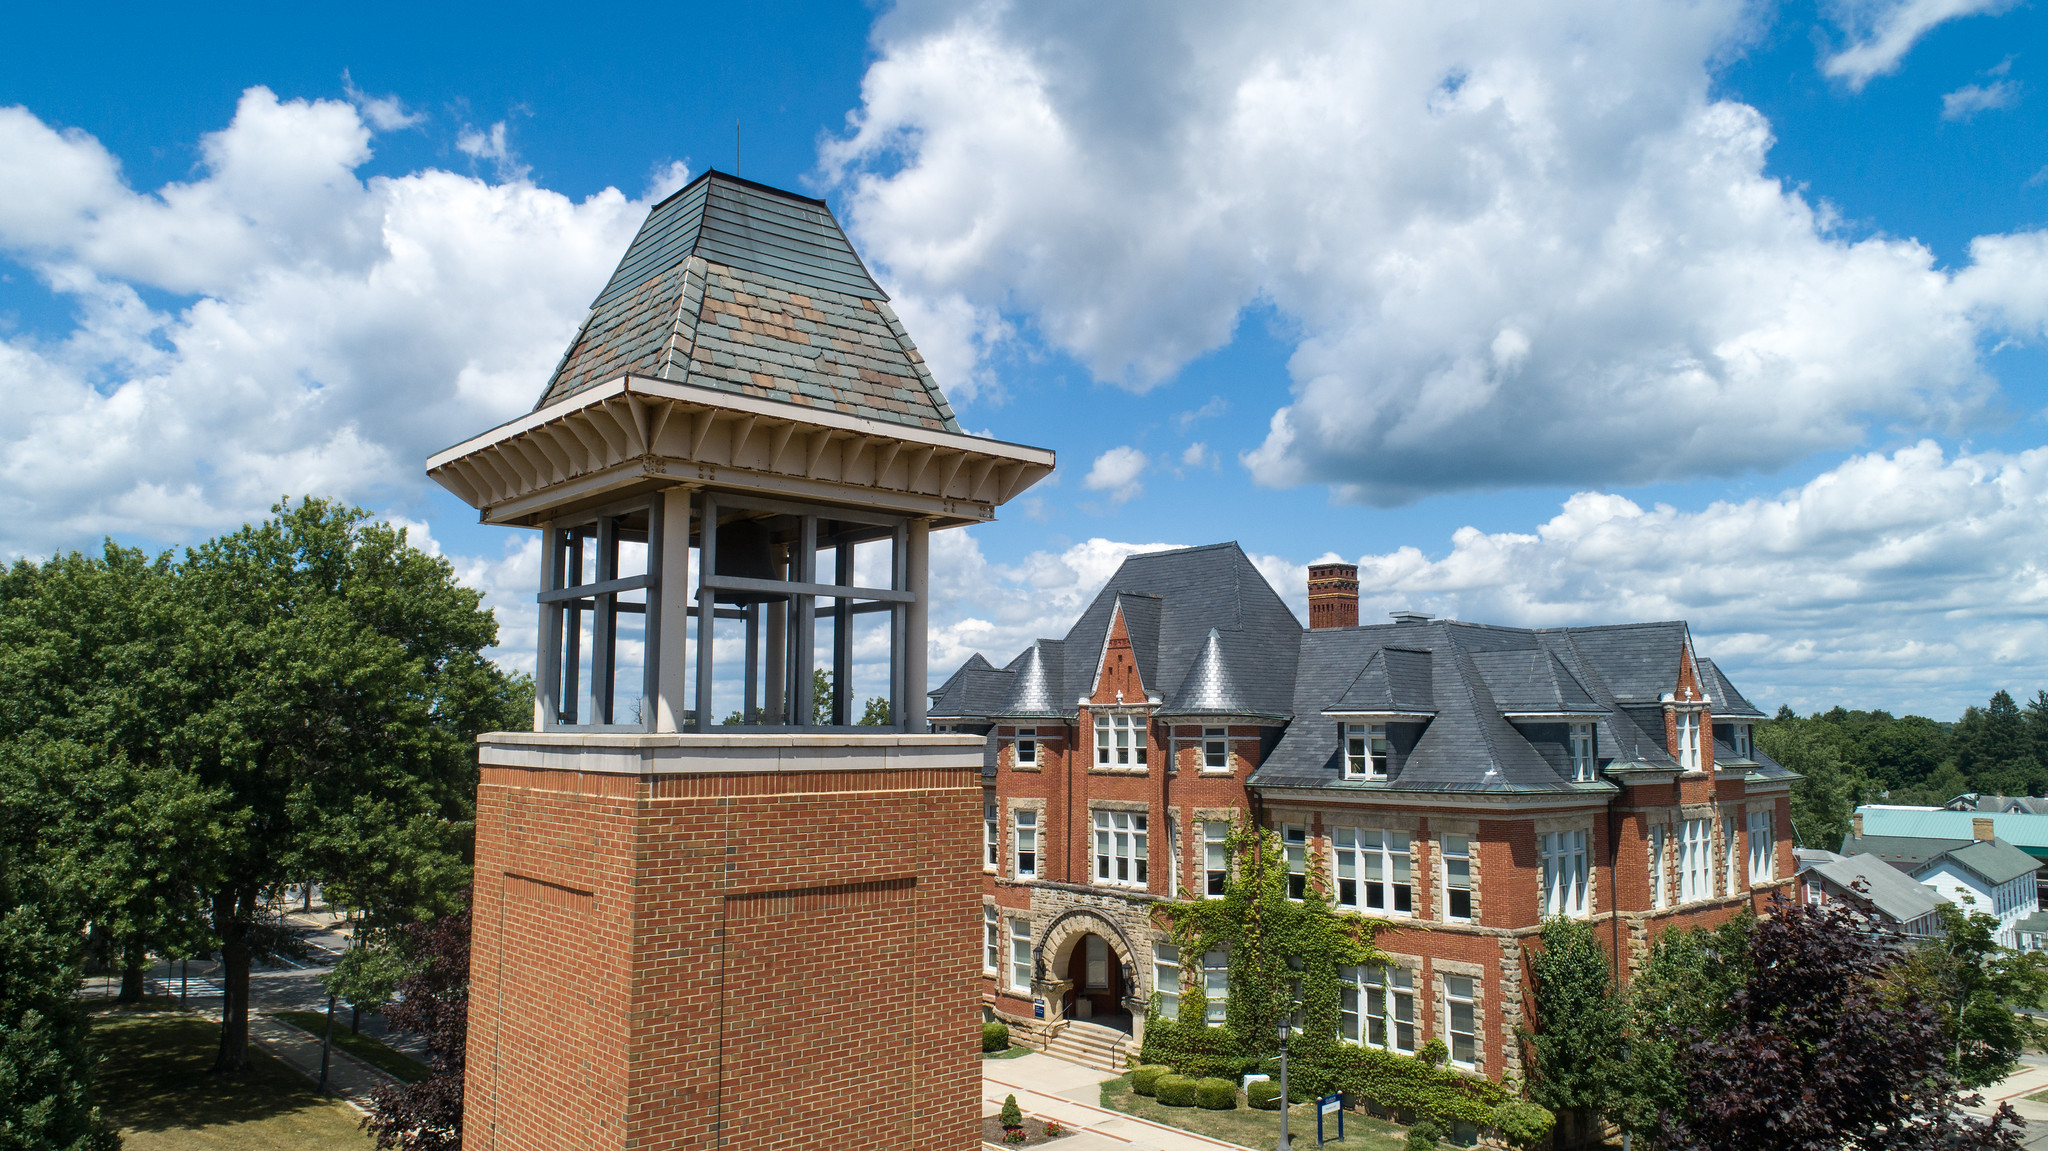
[1277,1018,1293,1151]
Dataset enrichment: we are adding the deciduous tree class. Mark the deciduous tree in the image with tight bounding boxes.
[364,905,470,1151]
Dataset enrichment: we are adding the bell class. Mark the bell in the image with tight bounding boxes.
[714,519,784,604]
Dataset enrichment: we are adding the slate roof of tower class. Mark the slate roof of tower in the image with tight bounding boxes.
[535,170,961,432]
[1698,657,1766,718]
[936,542,1795,797]
[927,654,1011,719]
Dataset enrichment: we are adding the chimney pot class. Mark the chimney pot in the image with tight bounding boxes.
[1974,816,1995,842]
[1307,562,1359,630]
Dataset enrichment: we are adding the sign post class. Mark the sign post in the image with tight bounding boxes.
[1316,1093,1343,1145]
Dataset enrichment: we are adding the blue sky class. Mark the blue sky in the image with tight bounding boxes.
[3,0,2047,717]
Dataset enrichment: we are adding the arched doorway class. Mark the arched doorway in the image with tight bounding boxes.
[1064,933,1129,1031]
[1040,911,1141,1038]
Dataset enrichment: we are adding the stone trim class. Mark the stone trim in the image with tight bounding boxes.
[1192,806,1244,821]
[1324,810,1423,833]
[1530,813,1593,836]
[1089,799,1151,814]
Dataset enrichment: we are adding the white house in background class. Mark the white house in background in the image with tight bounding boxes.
[1796,848,1949,939]
[1912,838,2040,948]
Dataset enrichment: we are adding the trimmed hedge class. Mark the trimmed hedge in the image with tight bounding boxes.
[1194,1077,1238,1110]
[1406,1119,1442,1150]
[1247,1080,1284,1110]
[1154,1074,1198,1107]
[1130,1065,1173,1096]
[982,1021,1010,1053]
[1491,1100,1556,1150]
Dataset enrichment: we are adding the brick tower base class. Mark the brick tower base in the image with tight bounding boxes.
[463,733,985,1151]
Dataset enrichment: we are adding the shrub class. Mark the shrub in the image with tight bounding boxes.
[1003,1129,1026,1145]
[1194,1077,1238,1110]
[1258,1056,1284,1078]
[1491,1100,1556,1150]
[983,1021,1010,1053]
[1000,1093,1023,1128]
[1248,1080,1285,1110]
[1406,1119,1442,1150]
[1042,1119,1065,1137]
[1418,1039,1448,1068]
[1154,1074,1199,1107]
[1131,1064,1174,1096]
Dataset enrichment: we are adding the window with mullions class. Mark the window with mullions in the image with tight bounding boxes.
[1093,810,1148,887]
[1015,810,1038,879]
[1748,810,1775,882]
[1203,728,1229,771]
[1649,824,1669,909]
[1283,826,1308,900]
[1344,723,1389,779]
[983,907,999,975]
[984,803,999,868]
[1009,919,1033,992]
[1332,828,1410,913]
[1445,976,1478,1067]
[1154,943,1181,1017]
[1722,808,1741,895]
[1204,821,1231,897]
[1569,723,1596,781]
[1015,727,1037,767]
[1540,830,1588,918]
[1680,818,1712,903]
[1675,711,1701,771]
[1095,713,1148,766]
[1339,965,1415,1054]
[1203,949,1229,1025]
[1443,835,1473,921]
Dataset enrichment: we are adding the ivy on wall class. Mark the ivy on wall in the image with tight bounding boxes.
[1141,820,1511,1125]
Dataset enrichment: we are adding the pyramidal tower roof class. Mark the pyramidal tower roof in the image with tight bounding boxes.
[537,170,962,432]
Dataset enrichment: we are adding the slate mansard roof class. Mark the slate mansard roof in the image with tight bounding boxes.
[935,542,1795,797]
[536,170,961,433]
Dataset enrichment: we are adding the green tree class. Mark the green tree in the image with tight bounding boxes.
[1520,917,1624,1147]
[171,499,524,1071]
[1895,904,2048,1088]
[1614,912,1754,1140]
[857,697,891,726]
[1756,720,1866,849]
[812,668,832,726]
[1954,690,2043,797]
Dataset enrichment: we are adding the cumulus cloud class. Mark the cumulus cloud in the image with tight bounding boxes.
[1083,445,1148,503]
[342,70,425,132]
[1180,442,1211,469]
[1942,79,2021,120]
[926,530,1186,673]
[0,87,654,558]
[1822,0,2018,89]
[456,119,530,183]
[824,0,2048,505]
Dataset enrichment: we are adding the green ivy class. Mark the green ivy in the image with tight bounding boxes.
[1139,821,1509,1124]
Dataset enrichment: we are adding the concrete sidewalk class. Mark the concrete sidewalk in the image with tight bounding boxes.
[981,1053,1254,1151]
[249,1012,399,1116]
[1966,1059,2048,1150]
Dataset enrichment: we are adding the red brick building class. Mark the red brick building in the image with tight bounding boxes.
[930,544,1797,1077]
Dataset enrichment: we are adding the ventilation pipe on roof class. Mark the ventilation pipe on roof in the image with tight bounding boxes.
[1307,562,1359,629]
[1389,610,1434,625]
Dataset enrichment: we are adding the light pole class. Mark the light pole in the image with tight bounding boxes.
[1276,1017,1292,1151]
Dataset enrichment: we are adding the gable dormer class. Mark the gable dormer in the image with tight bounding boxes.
[1663,629,1713,775]
[1088,597,1157,707]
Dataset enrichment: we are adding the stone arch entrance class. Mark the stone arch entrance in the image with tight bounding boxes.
[1039,910,1144,1039]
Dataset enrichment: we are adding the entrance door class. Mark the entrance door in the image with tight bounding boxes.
[1065,933,1126,1028]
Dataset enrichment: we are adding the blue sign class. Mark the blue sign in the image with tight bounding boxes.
[1033,998,1045,1019]
[1316,1093,1343,1145]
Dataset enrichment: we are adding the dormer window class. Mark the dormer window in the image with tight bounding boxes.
[1015,727,1037,767]
[1096,713,1147,766]
[1731,724,1751,759]
[1569,723,1596,782]
[1345,723,1389,780]
[1675,711,1700,771]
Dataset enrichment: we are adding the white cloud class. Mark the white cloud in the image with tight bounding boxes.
[824,1,2048,505]
[1180,442,1211,468]
[1821,0,2018,89]
[926,529,1183,673]
[342,70,425,132]
[1941,79,2021,120]
[0,87,655,558]
[1083,445,1148,503]
[456,120,530,183]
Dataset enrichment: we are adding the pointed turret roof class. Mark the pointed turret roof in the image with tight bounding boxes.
[998,640,1068,717]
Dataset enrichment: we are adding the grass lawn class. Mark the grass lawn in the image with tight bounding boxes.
[88,1005,375,1150]
[271,1011,431,1083]
[983,1044,1035,1060]
[1099,1073,1410,1151]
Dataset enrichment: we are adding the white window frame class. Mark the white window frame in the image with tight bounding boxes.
[1731,723,1752,758]
[1166,814,1180,895]
[1675,711,1701,771]
[1154,942,1181,1017]
[1649,824,1669,909]
[983,906,999,976]
[1203,949,1229,1026]
[1334,827,1411,915]
[1202,727,1230,772]
[1203,820,1230,898]
[985,802,1000,869]
[1093,809,1149,888]
[1095,712,1149,767]
[1568,723,1596,781]
[1340,964,1417,1054]
[1332,827,1362,911]
[1540,830,1588,918]
[1014,809,1038,880]
[1445,975,1478,1068]
[1344,722,1389,780]
[1748,810,1775,883]
[1680,818,1711,903]
[1722,808,1741,895]
[1009,918,1033,993]
[1283,824,1308,901]
[1015,727,1037,767]
[1443,834,1473,922]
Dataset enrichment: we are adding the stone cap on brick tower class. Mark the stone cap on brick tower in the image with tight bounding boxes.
[1307,561,1359,630]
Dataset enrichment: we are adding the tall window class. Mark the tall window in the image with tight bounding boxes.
[1015,810,1038,879]
[1093,810,1148,887]
[1166,815,1180,895]
[1154,943,1181,1017]
[985,803,1000,868]
[1344,723,1389,779]
[1722,809,1741,895]
[1096,713,1148,766]
[1203,727,1229,771]
[1445,976,1478,1067]
[1676,711,1700,771]
[1731,724,1752,758]
[1204,820,1230,897]
[1540,830,1588,917]
[1283,825,1308,900]
[1649,824,1668,909]
[1569,723,1596,781]
[1015,727,1037,767]
[1203,949,1229,1026]
[1341,965,1416,1054]
[1332,828,1410,913]
[1009,919,1032,992]
[1680,818,1712,902]
[1748,811,1775,882]
[984,906,999,975]
[1443,834,1473,920]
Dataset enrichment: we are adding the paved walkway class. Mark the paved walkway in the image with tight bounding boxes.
[981,1053,1253,1151]
[1967,1056,2048,1150]
[248,1011,398,1116]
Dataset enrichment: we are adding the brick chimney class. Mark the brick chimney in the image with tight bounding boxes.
[1852,813,1863,837]
[1974,816,1995,841]
[1308,562,1359,629]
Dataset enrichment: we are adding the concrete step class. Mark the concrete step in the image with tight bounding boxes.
[1041,1020,1134,1073]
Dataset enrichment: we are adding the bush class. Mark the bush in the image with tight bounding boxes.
[1406,1119,1442,1150]
[1417,1039,1448,1068]
[1247,1080,1285,1110]
[1491,1100,1556,1150]
[1258,1056,1284,1078]
[1042,1119,1065,1137]
[982,1021,1010,1053]
[1000,1093,1023,1128]
[1155,1073,1199,1107]
[1194,1077,1238,1110]
[1131,1064,1173,1096]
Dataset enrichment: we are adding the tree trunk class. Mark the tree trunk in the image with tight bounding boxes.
[118,941,147,1003]
[212,887,256,1073]
[351,1003,361,1035]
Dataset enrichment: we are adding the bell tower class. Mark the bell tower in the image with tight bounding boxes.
[430,171,1054,1151]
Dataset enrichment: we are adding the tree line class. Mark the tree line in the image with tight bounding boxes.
[1760,689,2048,850]
[0,500,526,1149]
